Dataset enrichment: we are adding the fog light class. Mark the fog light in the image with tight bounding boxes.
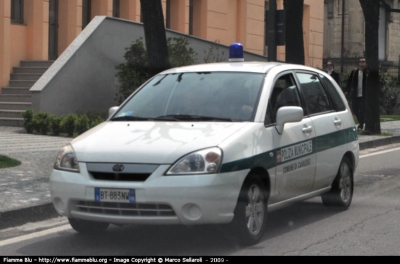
[53,197,65,214]
[182,203,202,221]
[189,205,201,219]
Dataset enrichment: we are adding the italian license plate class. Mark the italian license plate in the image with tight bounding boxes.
[95,188,135,203]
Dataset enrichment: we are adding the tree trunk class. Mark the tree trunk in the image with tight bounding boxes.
[359,0,381,134]
[284,0,304,65]
[140,0,171,77]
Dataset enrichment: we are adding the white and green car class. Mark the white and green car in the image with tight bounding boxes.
[50,45,359,246]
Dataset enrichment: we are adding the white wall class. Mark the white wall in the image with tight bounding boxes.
[31,16,268,116]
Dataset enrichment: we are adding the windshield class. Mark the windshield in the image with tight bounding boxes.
[113,72,265,122]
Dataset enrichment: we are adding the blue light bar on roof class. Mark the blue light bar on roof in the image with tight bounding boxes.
[229,43,244,62]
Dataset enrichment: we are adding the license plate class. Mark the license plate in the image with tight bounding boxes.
[95,188,135,203]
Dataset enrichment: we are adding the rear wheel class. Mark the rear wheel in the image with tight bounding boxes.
[68,218,110,234]
[229,174,268,246]
[321,156,353,208]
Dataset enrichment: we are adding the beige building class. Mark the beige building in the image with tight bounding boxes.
[1,0,325,88]
[0,0,324,126]
[324,0,400,73]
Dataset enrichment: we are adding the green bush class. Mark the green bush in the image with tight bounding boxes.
[61,114,77,137]
[90,117,105,128]
[22,109,34,134]
[75,114,90,135]
[115,38,151,103]
[168,37,198,67]
[379,69,400,115]
[22,110,106,137]
[49,115,62,136]
[33,112,50,135]
[78,109,107,126]
[203,40,225,63]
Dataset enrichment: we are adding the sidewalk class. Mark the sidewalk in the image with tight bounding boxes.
[1,122,400,228]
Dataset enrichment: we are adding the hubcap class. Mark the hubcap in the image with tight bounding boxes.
[339,163,352,203]
[245,184,265,235]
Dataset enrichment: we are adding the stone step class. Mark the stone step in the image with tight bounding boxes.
[0,102,32,111]
[0,87,31,95]
[0,117,24,127]
[0,94,32,102]
[10,73,43,81]
[8,80,36,88]
[0,60,53,127]
[0,109,24,119]
[20,60,55,67]
[13,67,49,74]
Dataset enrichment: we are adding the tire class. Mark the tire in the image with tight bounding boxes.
[229,174,268,246]
[321,156,354,209]
[68,218,110,234]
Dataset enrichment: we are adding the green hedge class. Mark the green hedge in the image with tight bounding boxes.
[22,109,107,137]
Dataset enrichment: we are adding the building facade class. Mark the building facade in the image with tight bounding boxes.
[324,0,400,74]
[1,0,324,89]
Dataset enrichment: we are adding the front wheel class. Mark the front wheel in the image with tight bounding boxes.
[321,156,354,208]
[229,174,268,246]
[68,218,110,234]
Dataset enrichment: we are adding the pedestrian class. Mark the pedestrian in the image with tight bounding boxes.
[326,60,340,86]
[346,57,367,131]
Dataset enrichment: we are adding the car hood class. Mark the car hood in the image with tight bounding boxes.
[71,121,248,164]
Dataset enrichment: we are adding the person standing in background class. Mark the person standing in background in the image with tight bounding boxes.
[326,60,340,86]
[346,57,368,131]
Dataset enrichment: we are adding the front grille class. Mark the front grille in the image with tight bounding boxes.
[90,172,150,182]
[75,201,176,217]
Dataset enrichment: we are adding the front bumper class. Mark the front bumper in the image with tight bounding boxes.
[49,163,247,226]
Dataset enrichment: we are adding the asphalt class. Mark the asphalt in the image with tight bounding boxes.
[1,122,400,229]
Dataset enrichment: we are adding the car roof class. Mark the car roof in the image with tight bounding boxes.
[160,61,325,75]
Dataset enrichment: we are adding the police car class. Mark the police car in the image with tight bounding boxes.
[50,43,359,246]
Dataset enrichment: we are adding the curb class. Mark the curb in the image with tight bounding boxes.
[0,203,58,230]
[359,135,400,150]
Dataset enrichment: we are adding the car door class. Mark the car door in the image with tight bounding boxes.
[295,71,348,191]
[267,72,317,203]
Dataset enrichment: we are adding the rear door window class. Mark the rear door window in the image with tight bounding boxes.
[296,72,333,116]
[320,74,346,112]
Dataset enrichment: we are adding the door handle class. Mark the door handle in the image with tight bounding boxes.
[334,118,342,127]
[302,125,313,134]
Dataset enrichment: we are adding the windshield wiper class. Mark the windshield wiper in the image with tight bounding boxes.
[155,115,233,122]
[111,116,150,121]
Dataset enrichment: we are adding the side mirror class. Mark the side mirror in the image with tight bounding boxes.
[275,106,303,134]
[108,106,119,118]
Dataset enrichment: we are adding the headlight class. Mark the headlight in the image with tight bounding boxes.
[166,147,222,175]
[54,144,80,172]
